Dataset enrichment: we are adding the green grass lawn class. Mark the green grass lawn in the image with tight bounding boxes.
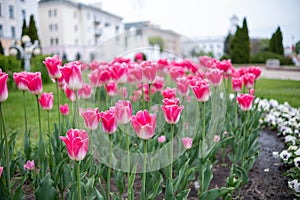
[255,78,300,108]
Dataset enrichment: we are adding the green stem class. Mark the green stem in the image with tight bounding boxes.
[148,83,152,109]
[235,92,238,127]
[107,134,112,199]
[142,140,147,200]
[75,91,80,128]
[201,102,206,194]
[75,161,82,200]
[56,80,61,133]
[169,124,174,180]
[23,91,28,131]
[0,103,10,193]
[36,95,42,134]
[48,111,54,172]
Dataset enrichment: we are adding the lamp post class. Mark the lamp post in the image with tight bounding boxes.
[9,35,41,71]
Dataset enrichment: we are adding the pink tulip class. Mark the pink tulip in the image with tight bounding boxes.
[60,129,89,161]
[38,92,54,110]
[152,76,164,91]
[232,77,243,92]
[60,104,69,115]
[0,69,9,102]
[190,80,210,102]
[79,83,92,99]
[206,68,223,87]
[80,108,101,131]
[115,100,132,124]
[131,110,156,140]
[24,160,35,170]
[236,93,255,111]
[0,166,3,177]
[64,86,76,102]
[158,135,166,143]
[243,73,255,89]
[182,137,193,149]
[98,67,111,85]
[43,55,62,79]
[13,71,28,91]
[110,62,128,83]
[214,135,220,142]
[60,61,83,91]
[162,98,180,106]
[248,66,261,79]
[176,77,189,96]
[216,59,232,74]
[161,98,184,124]
[162,87,177,99]
[100,108,117,134]
[140,61,157,83]
[25,72,43,95]
[105,81,117,96]
[250,88,255,95]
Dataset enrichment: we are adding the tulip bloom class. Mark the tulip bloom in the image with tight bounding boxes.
[110,62,128,83]
[206,68,223,87]
[0,166,3,177]
[100,108,117,134]
[60,129,89,161]
[182,137,193,149]
[79,83,92,99]
[0,70,8,102]
[26,72,43,95]
[243,73,255,89]
[176,77,189,96]
[190,80,210,102]
[236,93,255,111]
[158,135,166,143]
[43,55,62,79]
[131,110,156,140]
[140,61,157,83]
[115,100,132,124]
[60,61,83,91]
[232,77,243,92]
[38,92,54,110]
[13,71,28,91]
[65,86,76,102]
[60,104,69,115]
[80,108,101,131]
[161,98,184,124]
[162,87,177,99]
[105,81,117,96]
[24,160,35,170]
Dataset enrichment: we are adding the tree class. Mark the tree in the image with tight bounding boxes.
[148,36,164,52]
[295,40,300,54]
[230,18,250,63]
[0,40,4,55]
[223,32,233,56]
[269,27,284,55]
[21,19,28,37]
[28,15,40,44]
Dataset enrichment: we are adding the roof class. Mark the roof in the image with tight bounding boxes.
[39,0,122,20]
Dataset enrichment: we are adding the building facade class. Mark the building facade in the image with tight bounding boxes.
[0,0,39,55]
[38,0,123,61]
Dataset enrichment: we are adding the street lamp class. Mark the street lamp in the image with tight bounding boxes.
[9,35,41,71]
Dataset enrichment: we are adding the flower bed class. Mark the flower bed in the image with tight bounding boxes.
[0,56,263,199]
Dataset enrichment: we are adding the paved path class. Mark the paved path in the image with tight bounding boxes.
[260,66,300,81]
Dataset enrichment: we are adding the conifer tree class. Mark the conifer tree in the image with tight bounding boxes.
[270,27,284,55]
[28,15,39,43]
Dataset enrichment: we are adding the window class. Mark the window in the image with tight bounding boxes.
[21,0,25,2]
[74,12,77,18]
[74,25,78,31]
[0,25,3,37]
[87,12,90,20]
[22,10,26,20]
[48,10,51,17]
[53,9,57,17]
[50,38,54,46]
[0,3,2,17]
[9,5,14,19]
[55,24,58,31]
[55,38,59,45]
[49,24,52,32]
[11,26,16,38]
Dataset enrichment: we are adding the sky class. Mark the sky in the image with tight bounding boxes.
[79,0,300,46]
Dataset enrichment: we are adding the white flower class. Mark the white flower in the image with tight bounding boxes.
[295,148,300,156]
[280,150,291,161]
[288,145,298,151]
[294,180,300,193]
[285,135,297,146]
[294,157,300,169]
[272,151,280,159]
[288,179,298,189]
[229,93,235,101]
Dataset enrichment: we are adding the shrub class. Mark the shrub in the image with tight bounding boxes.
[0,55,22,89]
[30,55,52,84]
[251,51,293,65]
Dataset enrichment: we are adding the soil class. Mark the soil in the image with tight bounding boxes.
[22,128,295,199]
